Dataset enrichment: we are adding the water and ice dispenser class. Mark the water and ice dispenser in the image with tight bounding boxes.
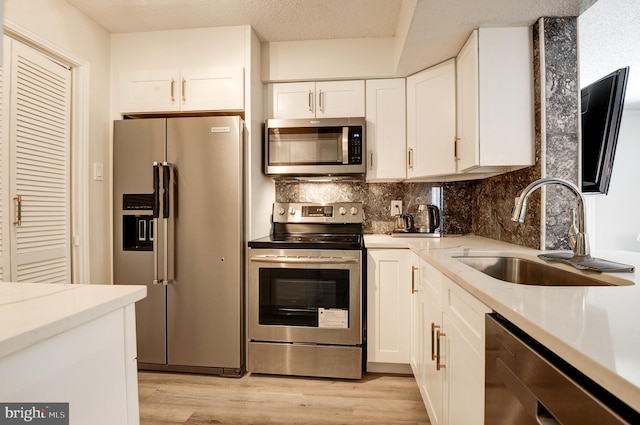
[121,194,154,251]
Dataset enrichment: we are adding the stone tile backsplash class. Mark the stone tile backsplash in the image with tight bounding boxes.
[275,180,479,235]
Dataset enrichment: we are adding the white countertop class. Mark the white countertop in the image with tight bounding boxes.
[0,282,146,360]
[365,234,640,412]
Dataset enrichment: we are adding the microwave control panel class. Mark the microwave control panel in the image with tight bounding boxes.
[348,127,363,164]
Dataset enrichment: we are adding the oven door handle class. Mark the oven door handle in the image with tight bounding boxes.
[251,255,358,264]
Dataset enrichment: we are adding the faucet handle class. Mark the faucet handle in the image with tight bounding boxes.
[568,208,578,251]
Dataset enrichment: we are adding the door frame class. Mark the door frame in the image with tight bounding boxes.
[4,19,90,283]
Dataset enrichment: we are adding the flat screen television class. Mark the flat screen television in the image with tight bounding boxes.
[580,66,629,194]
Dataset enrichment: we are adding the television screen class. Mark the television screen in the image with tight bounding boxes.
[581,66,629,194]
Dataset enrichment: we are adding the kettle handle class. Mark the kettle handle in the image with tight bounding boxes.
[428,205,440,229]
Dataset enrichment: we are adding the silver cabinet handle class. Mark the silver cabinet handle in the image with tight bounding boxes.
[251,255,358,264]
[408,148,414,170]
[308,90,313,112]
[181,77,186,102]
[170,78,175,102]
[369,150,374,171]
[318,89,324,112]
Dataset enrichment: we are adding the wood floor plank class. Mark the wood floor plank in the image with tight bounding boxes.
[138,371,430,425]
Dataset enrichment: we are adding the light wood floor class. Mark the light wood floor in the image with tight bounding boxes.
[138,371,430,425]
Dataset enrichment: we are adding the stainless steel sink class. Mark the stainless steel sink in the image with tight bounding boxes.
[454,256,634,286]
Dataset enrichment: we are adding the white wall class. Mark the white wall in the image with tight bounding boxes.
[262,37,398,82]
[4,0,112,283]
[588,110,640,252]
[579,0,640,252]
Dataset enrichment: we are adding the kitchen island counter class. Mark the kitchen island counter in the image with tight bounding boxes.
[0,282,146,424]
[365,234,640,413]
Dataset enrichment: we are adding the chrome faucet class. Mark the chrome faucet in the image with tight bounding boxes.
[511,177,590,258]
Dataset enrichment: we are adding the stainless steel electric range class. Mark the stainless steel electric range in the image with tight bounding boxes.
[248,202,364,379]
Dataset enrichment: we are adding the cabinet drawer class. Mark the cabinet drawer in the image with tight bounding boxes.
[420,259,443,305]
[443,276,491,355]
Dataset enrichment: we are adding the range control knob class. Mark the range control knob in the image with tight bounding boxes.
[350,207,358,215]
[278,207,286,215]
[339,207,347,216]
[288,207,296,216]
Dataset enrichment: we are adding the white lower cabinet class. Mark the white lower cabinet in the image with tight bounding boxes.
[366,249,413,371]
[413,258,491,425]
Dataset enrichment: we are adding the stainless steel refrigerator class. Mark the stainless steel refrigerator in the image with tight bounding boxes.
[113,116,244,376]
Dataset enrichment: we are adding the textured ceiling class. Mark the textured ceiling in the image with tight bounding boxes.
[64,0,600,76]
[62,0,640,107]
[63,0,403,41]
[579,0,640,108]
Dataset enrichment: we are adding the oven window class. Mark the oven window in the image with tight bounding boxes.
[258,268,350,327]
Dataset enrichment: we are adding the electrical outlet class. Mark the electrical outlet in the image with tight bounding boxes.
[390,200,402,217]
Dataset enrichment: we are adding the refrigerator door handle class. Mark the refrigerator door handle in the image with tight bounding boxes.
[152,162,161,285]
[162,162,175,285]
[162,162,171,219]
[152,162,160,218]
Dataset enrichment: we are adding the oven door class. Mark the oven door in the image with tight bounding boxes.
[248,248,361,346]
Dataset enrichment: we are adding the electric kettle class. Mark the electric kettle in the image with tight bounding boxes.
[394,213,414,232]
[415,204,440,233]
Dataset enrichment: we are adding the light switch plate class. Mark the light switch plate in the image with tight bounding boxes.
[93,163,104,181]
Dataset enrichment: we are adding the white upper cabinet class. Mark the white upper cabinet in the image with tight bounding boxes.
[119,67,244,114]
[406,59,457,180]
[268,80,365,119]
[456,28,534,174]
[365,79,406,181]
[180,67,244,111]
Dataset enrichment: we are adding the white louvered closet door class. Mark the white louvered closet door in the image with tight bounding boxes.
[0,38,9,281]
[2,38,71,283]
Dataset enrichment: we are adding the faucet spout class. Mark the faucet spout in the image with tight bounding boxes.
[511,177,590,257]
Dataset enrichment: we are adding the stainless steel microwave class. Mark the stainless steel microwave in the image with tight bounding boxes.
[264,117,365,177]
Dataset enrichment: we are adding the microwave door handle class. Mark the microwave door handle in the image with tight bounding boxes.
[342,127,349,164]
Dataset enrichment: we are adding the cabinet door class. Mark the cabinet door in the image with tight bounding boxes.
[119,69,181,113]
[181,67,244,112]
[442,277,491,425]
[367,249,411,364]
[268,82,316,119]
[406,60,457,179]
[316,80,365,118]
[419,260,444,425]
[456,30,480,172]
[456,28,534,173]
[365,79,406,181]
